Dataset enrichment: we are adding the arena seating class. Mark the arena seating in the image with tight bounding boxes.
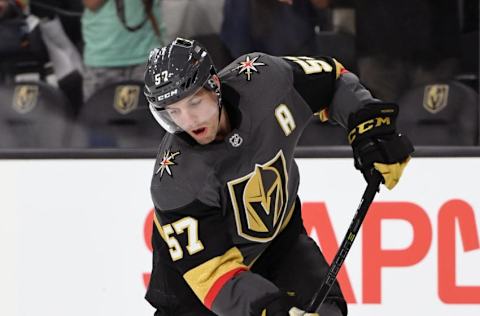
[396,80,479,146]
[0,81,74,148]
[68,80,165,148]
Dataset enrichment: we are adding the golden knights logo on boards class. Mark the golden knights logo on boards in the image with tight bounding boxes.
[423,84,449,114]
[12,85,39,114]
[227,150,289,242]
[114,85,140,114]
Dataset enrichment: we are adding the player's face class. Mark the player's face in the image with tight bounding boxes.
[165,88,220,145]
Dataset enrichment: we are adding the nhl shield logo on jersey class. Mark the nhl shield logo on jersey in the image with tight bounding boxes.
[229,133,243,147]
[227,150,289,242]
[156,150,180,179]
[232,55,266,81]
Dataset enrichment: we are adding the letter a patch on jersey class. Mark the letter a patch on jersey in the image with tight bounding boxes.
[227,150,289,242]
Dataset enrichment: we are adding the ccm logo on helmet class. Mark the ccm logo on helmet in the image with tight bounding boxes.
[157,89,179,102]
[348,117,391,144]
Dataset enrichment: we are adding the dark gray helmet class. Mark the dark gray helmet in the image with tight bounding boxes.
[144,38,219,133]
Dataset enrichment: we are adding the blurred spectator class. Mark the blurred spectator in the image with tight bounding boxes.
[0,0,21,18]
[354,0,462,101]
[0,0,85,113]
[0,0,49,81]
[161,0,231,69]
[30,0,83,50]
[39,14,85,113]
[161,0,224,43]
[221,0,331,58]
[81,0,164,101]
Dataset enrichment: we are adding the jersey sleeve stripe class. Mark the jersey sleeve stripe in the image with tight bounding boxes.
[333,58,347,79]
[204,266,247,309]
[183,246,248,307]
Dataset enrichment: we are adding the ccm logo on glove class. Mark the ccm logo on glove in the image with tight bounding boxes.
[347,116,392,144]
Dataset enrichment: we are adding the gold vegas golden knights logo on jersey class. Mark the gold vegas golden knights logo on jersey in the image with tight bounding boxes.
[227,150,289,242]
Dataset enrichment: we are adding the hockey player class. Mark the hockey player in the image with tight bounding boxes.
[143,38,413,316]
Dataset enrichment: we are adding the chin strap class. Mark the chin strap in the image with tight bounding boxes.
[205,76,223,124]
[206,78,222,107]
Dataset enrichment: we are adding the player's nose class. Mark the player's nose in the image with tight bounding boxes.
[178,110,199,130]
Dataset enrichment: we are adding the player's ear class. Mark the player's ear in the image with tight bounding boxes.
[211,74,221,88]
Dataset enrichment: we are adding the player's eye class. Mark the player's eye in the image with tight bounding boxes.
[167,108,180,117]
[189,98,201,106]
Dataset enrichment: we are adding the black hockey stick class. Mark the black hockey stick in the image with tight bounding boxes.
[307,171,383,312]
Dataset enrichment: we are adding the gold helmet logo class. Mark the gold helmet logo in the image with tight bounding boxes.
[12,85,39,114]
[423,84,449,114]
[114,85,140,114]
[228,150,289,242]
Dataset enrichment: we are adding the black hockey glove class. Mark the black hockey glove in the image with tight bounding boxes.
[348,103,414,189]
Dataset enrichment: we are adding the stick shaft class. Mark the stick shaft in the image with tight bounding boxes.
[307,173,382,312]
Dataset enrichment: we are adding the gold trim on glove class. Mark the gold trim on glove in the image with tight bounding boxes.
[374,157,411,190]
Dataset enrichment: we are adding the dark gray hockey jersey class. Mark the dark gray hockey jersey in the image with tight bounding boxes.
[148,53,378,315]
